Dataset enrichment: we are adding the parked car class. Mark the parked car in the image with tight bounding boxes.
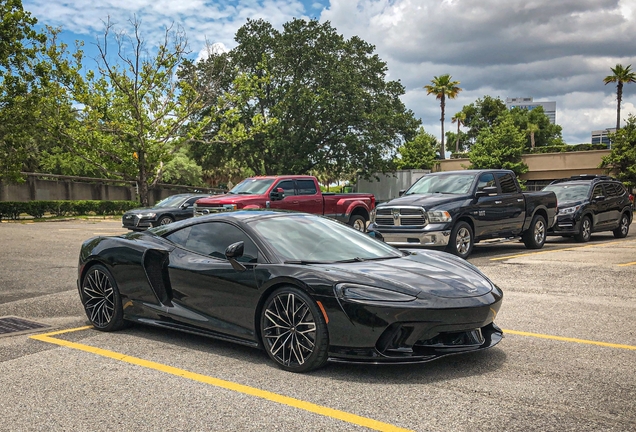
[78,210,503,373]
[367,169,558,258]
[543,175,632,242]
[193,175,375,231]
[122,193,210,231]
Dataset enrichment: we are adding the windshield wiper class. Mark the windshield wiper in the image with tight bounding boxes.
[284,260,332,265]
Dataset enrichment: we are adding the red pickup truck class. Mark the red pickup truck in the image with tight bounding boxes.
[194,175,375,231]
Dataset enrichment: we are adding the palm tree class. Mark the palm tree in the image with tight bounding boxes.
[424,74,462,159]
[451,110,466,153]
[603,64,636,130]
[526,123,539,149]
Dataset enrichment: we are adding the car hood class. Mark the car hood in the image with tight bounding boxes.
[379,193,469,209]
[557,200,585,209]
[321,249,494,299]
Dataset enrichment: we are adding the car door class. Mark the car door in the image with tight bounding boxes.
[494,172,526,234]
[602,183,622,228]
[472,173,501,238]
[174,196,200,221]
[268,179,300,211]
[295,179,323,215]
[164,222,262,340]
[589,184,610,229]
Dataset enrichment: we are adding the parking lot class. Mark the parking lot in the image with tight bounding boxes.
[1,219,635,431]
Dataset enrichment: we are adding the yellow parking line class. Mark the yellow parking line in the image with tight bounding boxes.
[31,327,412,432]
[618,261,636,267]
[490,240,627,261]
[503,329,636,350]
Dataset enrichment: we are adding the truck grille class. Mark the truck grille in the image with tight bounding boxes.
[375,207,427,227]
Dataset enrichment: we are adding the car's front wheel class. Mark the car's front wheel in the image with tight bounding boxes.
[446,221,474,259]
[523,214,546,249]
[158,215,174,226]
[574,215,592,242]
[81,264,127,331]
[260,287,329,373]
[613,213,630,238]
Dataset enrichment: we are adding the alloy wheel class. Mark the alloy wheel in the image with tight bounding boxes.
[352,218,365,231]
[582,218,591,240]
[82,268,115,328]
[620,215,629,235]
[262,292,317,368]
[534,219,546,244]
[456,227,471,255]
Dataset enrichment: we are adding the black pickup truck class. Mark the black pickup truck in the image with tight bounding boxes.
[367,169,558,258]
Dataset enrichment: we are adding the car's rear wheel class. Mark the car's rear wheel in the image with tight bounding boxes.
[523,214,546,249]
[574,215,592,242]
[446,221,474,259]
[81,264,127,331]
[158,215,174,226]
[348,215,366,232]
[260,287,329,373]
[613,213,630,238]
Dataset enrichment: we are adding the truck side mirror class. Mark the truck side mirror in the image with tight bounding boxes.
[270,188,284,200]
[475,186,498,197]
[398,189,406,197]
[367,230,385,242]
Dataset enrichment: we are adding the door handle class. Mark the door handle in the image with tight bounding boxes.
[495,200,502,204]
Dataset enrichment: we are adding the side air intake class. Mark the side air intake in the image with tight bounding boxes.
[143,250,173,305]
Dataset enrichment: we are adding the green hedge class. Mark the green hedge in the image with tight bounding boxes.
[526,143,608,154]
[0,200,140,220]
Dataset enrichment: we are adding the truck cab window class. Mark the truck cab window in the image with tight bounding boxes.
[296,180,317,195]
[477,173,496,192]
[274,180,296,197]
[496,173,517,194]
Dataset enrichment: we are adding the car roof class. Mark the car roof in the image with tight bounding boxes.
[427,169,513,175]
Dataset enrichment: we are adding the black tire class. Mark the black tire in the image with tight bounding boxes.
[446,221,474,259]
[613,212,630,238]
[574,215,592,243]
[80,264,127,332]
[523,214,547,249]
[260,287,329,373]
[158,215,174,226]
[348,215,367,232]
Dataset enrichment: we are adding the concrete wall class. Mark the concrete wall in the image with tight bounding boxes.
[434,150,613,181]
[357,169,431,202]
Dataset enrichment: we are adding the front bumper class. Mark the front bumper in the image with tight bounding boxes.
[122,215,156,230]
[547,214,580,235]
[320,287,504,363]
[368,223,451,247]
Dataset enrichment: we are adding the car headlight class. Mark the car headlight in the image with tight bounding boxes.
[558,205,581,215]
[334,283,416,302]
[426,210,452,223]
[223,204,238,210]
[138,212,156,218]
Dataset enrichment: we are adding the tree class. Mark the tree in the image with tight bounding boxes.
[509,105,564,149]
[0,0,46,182]
[600,114,636,188]
[451,110,466,153]
[185,18,419,181]
[526,122,539,149]
[395,127,438,170]
[604,64,636,130]
[42,19,212,205]
[461,95,507,147]
[424,74,462,159]
[469,112,528,177]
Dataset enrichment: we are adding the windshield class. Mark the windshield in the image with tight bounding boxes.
[154,195,187,208]
[229,178,275,195]
[406,173,477,195]
[248,214,404,262]
[543,184,590,202]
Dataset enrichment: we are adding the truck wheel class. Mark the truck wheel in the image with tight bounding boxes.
[574,216,591,242]
[523,214,546,249]
[348,215,366,232]
[446,221,473,259]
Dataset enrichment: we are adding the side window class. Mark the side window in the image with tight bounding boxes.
[592,185,604,198]
[296,179,318,195]
[273,180,296,197]
[477,173,496,192]
[496,173,518,194]
[165,222,259,263]
[184,197,200,206]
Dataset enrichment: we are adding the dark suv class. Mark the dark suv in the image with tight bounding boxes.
[543,175,632,242]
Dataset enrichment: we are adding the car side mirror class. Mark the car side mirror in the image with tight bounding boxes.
[593,195,605,202]
[367,230,384,242]
[225,241,246,272]
[475,186,498,197]
[181,203,191,209]
[398,189,406,197]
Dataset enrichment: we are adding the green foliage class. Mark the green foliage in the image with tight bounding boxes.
[0,200,139,220]
[424,74,462,158]
[529,143,608,153]
[185,18,419,181]
[468,112,528,177]
[161,146,204,186]
[508,106,564,149]
[395,127,438,170]
[604,64,636,130]
[600,115,636,188]
[462,96,507,147]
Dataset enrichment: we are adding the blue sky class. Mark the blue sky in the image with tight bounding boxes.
[23,0,636,144]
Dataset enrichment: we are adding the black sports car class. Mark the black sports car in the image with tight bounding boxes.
[122,193,211,230]
[79,210,503,372]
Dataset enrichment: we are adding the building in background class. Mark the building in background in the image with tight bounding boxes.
[506,97,556,124]
[591,128,616,148]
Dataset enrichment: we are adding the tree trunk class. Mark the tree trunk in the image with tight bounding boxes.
[138,150,149,206]
[439,96,446,160]
[455,121,460,153]
[616,82,623,130]
[530,132,535,148]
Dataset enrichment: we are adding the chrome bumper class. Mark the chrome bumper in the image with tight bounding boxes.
[382,230,451,248]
